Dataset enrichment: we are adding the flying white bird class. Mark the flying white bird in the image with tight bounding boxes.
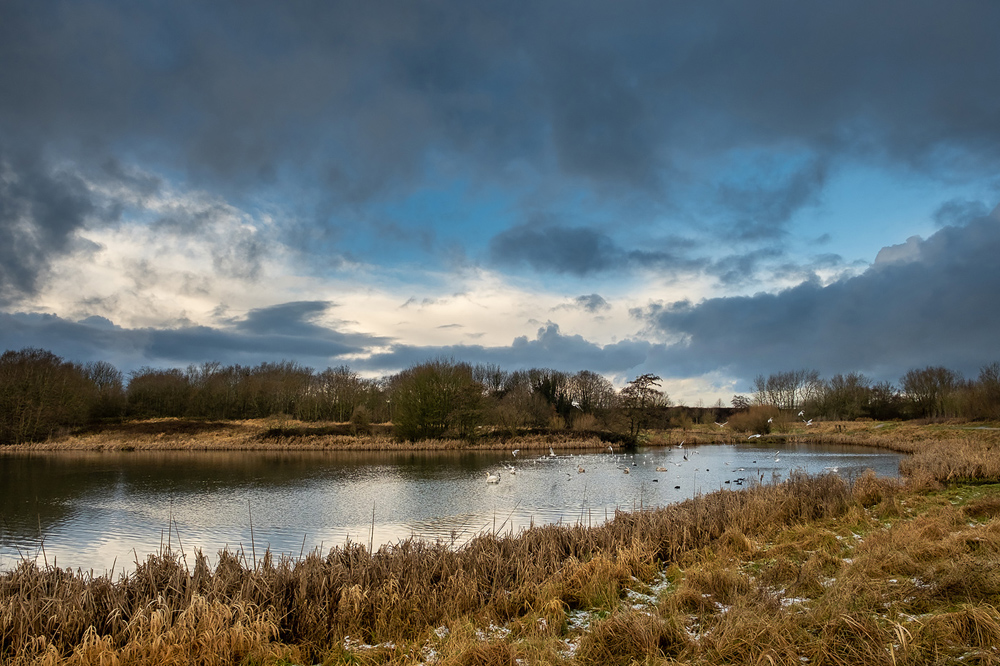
[512,449,519,457]
[748,434,762,439]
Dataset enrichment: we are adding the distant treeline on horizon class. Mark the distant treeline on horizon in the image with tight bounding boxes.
[0,347,998,446]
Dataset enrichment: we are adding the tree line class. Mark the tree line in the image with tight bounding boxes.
[1,347,998,446]
[740,364,1000,421]
[0,349,669,445]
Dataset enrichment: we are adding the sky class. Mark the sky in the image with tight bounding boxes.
[1,1,999,405]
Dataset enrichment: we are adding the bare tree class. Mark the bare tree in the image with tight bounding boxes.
[472,363,509,398]
[974,362,1000,419]
[315,365,369,422]
[820,372,871,420]
[619,373,668,441]
[391,360,486,441]
[569,370,616,413]
[753,369,822,410]
[901,366,962,418]
[0,349,95,444]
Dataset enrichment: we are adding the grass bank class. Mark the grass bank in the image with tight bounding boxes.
[3,427,1000,664]
[2,417,629,452]
[7,416,999,454]
[651,418,1000,451]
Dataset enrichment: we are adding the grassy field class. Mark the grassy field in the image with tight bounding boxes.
[2,420,1000,664]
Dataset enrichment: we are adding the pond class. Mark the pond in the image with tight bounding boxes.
[0,442,905,573]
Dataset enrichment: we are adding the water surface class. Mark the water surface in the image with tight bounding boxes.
[0,442,903,573]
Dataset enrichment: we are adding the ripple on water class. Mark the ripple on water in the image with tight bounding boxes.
[0,444,904,572]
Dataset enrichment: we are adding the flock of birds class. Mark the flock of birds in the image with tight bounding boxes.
[483,442,780,489]
[484,411,825,487]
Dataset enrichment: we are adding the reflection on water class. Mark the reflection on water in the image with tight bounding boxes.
[0,443,904,572]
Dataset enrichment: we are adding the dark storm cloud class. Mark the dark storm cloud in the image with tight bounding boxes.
[717,159,828,240]
[357,323,656,376]
[542,45,658,186]
[706,248,784,286]
[641,209,1000,386]
[0,153,111,303]
[489,224,694,276]
[3,1,1000,221]
[490,225,619,275]
[143,326,361,364]
[223,301,386,352]
[0,313,142,365]
[237,301,344,337]
[0,303,390,372]
[932,199,990,227]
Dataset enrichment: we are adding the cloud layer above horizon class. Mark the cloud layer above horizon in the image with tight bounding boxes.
[2,1,999,403]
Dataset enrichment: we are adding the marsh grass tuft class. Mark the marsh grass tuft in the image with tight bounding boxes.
[575,608,688,665]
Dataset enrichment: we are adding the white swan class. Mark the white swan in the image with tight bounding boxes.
[485,472,501,483]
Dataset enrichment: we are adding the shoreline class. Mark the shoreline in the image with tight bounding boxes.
[4,472,1000,664]
[3,417,998,453]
